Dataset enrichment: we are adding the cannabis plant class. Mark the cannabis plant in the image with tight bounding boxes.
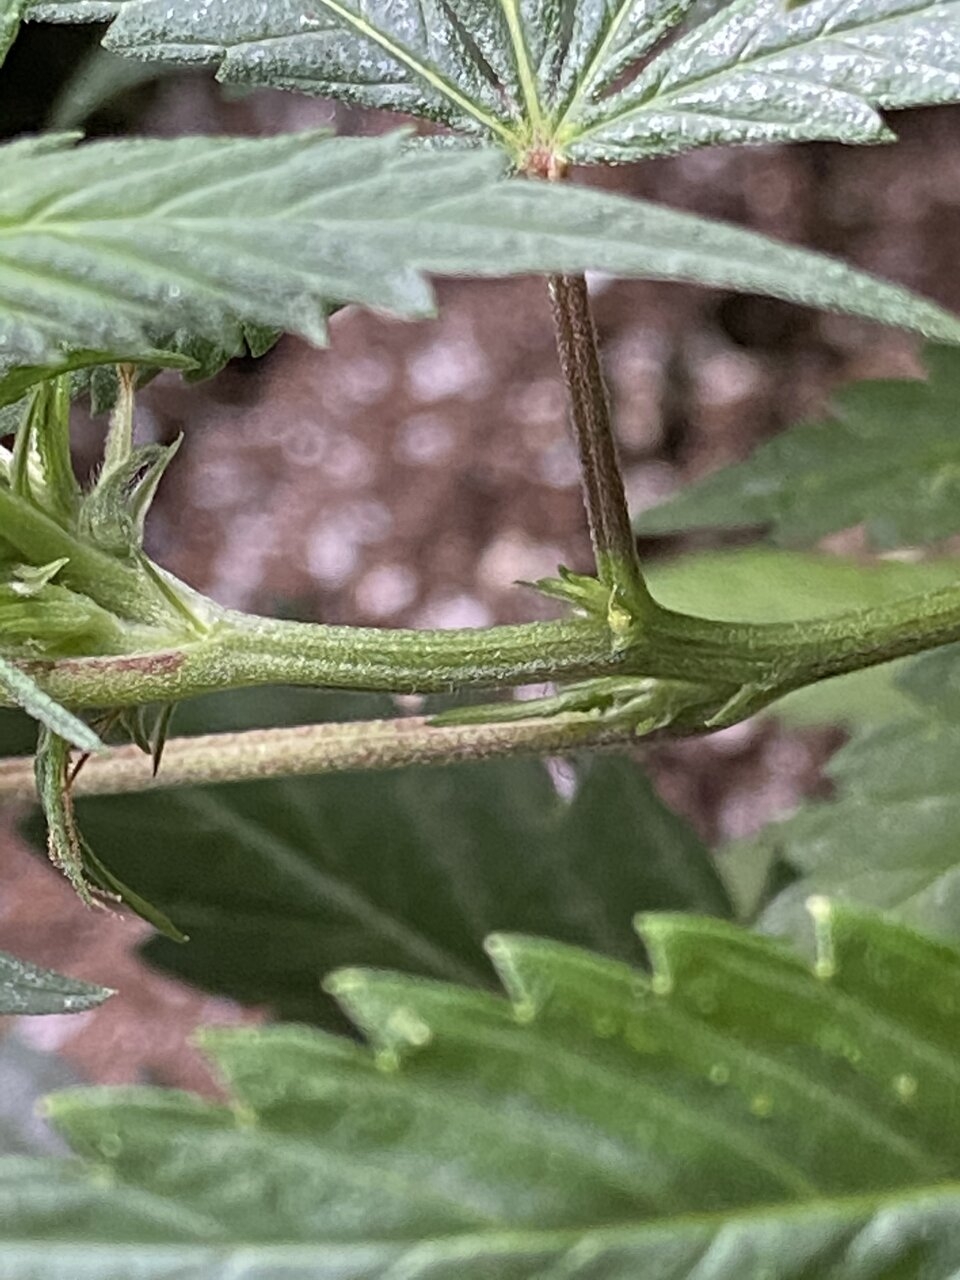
[2,0,960,1274]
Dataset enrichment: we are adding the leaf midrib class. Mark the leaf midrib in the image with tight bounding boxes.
[176,789,486,987]
[7,1176,960,1254]
[553,0,656,135]
[310,0,517,141]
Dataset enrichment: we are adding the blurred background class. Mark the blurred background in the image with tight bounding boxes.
[1,18,959,1110]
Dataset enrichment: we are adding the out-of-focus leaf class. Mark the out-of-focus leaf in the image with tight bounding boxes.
[47,44,181,129]
[0,950,111,1016]
[0,0,26,67]
[0,706,37,755]
[5,908,960,1276]
[24,688,730,1024]
[3,132,960,372]
[637,346,960,551]
[647,547,960,725]
[753,644,960,945]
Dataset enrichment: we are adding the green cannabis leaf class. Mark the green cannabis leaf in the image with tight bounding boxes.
[0,0,26,67]
[29,688,729,1022]
[0,347,195,436]
[753,645,960,946]
[637,345,960,549]
[5,907,960,1277]
[28,0,960,166]
[33,725,185,938]
[0,949,112,1016]
[3,131,960,371]
[559,0,960,162]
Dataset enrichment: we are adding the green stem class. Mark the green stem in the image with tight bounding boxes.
[0,711,637,801]
[5,580,960,798]
[645,587,960,688]
[6,582,960,714]
[547,273,652,612]
[14,613,617,709]
[0,486,197,630]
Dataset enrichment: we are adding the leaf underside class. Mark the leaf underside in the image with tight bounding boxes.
[5,908,960,1277]
[636,344,960,550]
[26,0,960,166]
[2,131,960,373]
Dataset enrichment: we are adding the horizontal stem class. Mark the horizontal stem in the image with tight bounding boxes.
[4,582,960,715]
[12,613,619,709]
[646,585,960,688]
[3,583,960,801]
[0,712,637,801]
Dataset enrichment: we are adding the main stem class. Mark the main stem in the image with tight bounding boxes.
[548,273,653,612]
[9,582,960,711]
[6,575,960,799]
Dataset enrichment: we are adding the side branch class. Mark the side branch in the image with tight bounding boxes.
[0,712,640,802]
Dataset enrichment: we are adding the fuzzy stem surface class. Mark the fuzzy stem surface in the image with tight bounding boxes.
[0,712,639,801]
[4,582,960,712]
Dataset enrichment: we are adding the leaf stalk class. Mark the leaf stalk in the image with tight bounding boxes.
[547,272,653,615]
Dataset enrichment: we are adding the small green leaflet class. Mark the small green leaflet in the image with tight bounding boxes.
[32,727,185,939]
[755,644,960,947]
[0,950,111,1016]
[5,908,960,1277]
[0,0,26,68]
[0,348,196,413]
[636,345,960,550]
[27,0,960,165]
[31,687,730,1023]
[3,132,960,370]
[0,657,102,752]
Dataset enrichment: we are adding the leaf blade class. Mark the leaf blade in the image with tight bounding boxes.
[0,657,103,752]
[750,645,960,944]
[0,950,112,1016]
[636,345,960,548]
[5,910,960,1276]
[566,0,960,162]
[2,131,960,369]
[28,0,960,165]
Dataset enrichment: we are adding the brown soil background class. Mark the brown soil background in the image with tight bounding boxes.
[2,49,959,1095]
